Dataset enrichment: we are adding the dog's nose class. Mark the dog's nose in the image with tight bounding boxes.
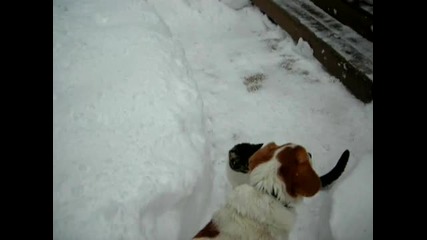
[308,152,312,158]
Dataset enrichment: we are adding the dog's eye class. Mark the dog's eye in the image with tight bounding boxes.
[308,152,312,158]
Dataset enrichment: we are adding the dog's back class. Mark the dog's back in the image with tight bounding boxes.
[194,184,295,240]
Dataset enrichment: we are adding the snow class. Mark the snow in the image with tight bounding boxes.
[53,0,213,239]
[220,0,251,10]
[330,152,373,240]
[53,0,373,240]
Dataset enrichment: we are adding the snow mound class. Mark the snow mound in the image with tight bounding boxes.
[53,0,213,239]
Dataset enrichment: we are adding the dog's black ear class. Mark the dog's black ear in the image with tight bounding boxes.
[247,143,263,154]
[253,143,263,149]
[242,143,263,158]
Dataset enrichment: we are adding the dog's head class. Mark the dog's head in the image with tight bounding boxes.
[249,142,321,203]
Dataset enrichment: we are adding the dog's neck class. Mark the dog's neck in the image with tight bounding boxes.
[254,182,298,210]
[267,188,294,209]
[249,160,301,210]
[223,184,297,236]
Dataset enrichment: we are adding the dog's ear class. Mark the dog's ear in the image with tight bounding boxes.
[252,143,263,150]
[278,146,321,198]
[248,142,278,171]
[254,143,263,148]
[245,143,263,158]
[292,161,321,197]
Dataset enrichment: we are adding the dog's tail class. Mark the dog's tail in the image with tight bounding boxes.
[320,150,350,188]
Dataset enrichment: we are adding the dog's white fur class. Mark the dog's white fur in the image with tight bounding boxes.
[206,184,295,240]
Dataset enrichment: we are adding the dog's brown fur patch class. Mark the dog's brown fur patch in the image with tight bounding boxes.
[248,142,279,171]
[193,220,220,239]
[277,146,321,198]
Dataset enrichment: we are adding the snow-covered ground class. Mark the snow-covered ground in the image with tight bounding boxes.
[53,0,373,240]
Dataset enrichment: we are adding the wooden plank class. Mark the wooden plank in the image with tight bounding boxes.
[252,0,373,103]
[309,0,373,42]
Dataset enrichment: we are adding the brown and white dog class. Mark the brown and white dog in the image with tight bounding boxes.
[193,142,321,240]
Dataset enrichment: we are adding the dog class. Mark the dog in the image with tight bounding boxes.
[193,142,322,240]
[227,142,349,189]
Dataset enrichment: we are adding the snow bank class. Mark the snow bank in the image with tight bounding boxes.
[53,0,213,239]
[329,152,373,240]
